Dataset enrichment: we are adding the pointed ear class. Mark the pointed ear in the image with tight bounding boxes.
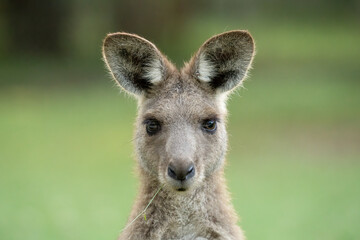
[189,30,255,93]
[102,33,170,96]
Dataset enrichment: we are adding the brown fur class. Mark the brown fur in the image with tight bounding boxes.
[102,30,255,240]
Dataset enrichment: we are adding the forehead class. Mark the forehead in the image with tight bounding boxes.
[139,76,222,121]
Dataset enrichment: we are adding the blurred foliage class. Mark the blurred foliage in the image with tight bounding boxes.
[0,1,360,240]
[0,0,359,63]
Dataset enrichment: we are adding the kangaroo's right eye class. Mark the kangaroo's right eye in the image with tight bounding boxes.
[144,119,161,136]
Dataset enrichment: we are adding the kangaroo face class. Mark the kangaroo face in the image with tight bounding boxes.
[103,31,254,192]
[134,75,229,192]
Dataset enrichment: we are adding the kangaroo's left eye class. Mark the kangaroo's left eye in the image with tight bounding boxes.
[201,119,217,133]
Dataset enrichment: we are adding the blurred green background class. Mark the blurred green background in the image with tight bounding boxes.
[0,0,359,239]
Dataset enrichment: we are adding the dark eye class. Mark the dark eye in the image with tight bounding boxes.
[144,119,161,136]
[201,119,217,133]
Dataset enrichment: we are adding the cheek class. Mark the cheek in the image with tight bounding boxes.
[216,125,228,162]
[135,131,157,174]
[135,129,167,175]
[199,125,227,176]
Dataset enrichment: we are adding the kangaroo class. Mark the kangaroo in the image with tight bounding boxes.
[102,30,255,240]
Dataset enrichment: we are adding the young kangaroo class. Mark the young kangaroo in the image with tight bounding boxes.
[102,30,255,240]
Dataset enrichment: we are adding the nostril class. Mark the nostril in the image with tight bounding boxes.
[186,164,195,180]
[168,165,177,180]
[187,166,194,174]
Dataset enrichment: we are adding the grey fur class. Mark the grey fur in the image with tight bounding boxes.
[188,30,255,93]
[102,30,255,240]
[103,33,175,95]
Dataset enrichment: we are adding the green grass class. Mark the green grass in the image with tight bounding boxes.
[1,19,360,240]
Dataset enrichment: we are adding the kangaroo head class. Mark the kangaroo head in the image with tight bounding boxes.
[103,31,255,192]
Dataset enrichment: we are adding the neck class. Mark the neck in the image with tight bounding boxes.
[119,166,243,239]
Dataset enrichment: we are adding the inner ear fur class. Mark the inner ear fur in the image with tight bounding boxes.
[189,30,255,93]
[102,33,170,95]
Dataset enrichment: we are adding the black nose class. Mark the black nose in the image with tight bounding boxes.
[168,162,195,181]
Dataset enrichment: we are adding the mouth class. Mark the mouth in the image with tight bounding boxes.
[166,181,192,192]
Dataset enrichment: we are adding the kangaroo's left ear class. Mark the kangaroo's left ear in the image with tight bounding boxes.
[189,30,255,93]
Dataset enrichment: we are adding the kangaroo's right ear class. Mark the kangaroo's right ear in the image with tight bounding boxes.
[102,33,170,96]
